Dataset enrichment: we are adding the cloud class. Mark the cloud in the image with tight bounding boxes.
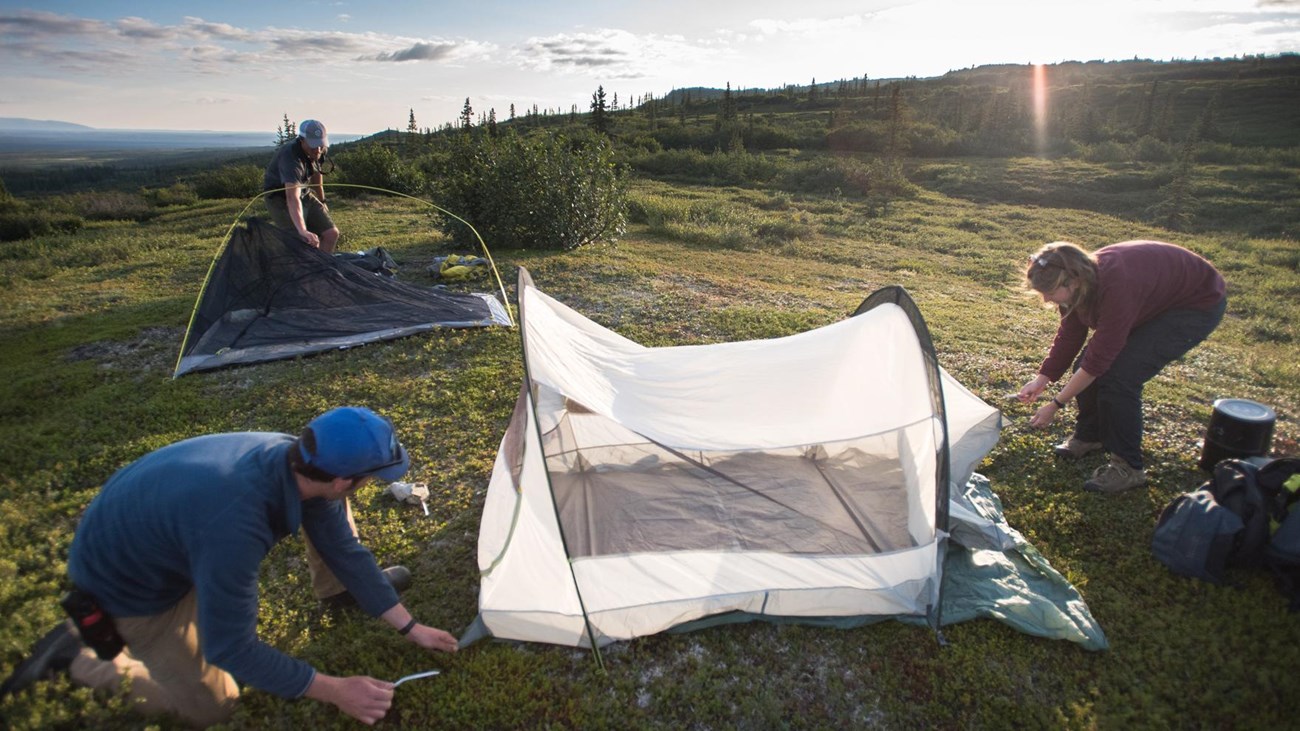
[367,41,466,62]
[0,10,494,76]
[181,17,255,42]
[115,16,175,40]
[514,29,714,79]
[0,9,104,38]
[749,14,867,36]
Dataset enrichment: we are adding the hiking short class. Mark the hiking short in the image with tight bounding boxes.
[265,192,335,237]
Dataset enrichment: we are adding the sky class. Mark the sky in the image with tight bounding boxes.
[1,0,1298,135]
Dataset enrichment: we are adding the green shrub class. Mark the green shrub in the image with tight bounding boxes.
[0,206,83,242]
[334,143,427,196]
[69,191,155,221]
[630,148,781,186]
[141,182,199,207]
[1133,136,1175,162]
[776,156,874,196]
[192,164,262,200]
[429,129,627,251]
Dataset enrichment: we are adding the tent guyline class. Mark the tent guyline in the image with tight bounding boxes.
[173,184,514,378]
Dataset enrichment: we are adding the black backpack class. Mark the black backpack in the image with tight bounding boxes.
[1151,459,1279,584]
[1257,458,1300,610]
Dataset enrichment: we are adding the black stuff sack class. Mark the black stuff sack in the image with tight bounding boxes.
[1259,457,1300,610]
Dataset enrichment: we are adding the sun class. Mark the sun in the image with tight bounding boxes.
[1033,63,1049,154]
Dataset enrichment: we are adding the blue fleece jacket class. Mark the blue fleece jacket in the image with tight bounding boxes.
[67,432,400,699]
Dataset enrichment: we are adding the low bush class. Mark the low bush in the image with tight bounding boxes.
[68,191,155,222]
[141,182,199,207]
[775,155,876,196]
[192,164,262,200]
[334,143,428,196]
[0,210,83,242]
[0,201,83,242]
[629,148,781,186]
[429,129,627,251]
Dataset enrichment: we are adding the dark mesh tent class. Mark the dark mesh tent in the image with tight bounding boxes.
[174,218,511,377]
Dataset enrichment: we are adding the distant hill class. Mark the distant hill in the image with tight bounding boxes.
[0,124,364,154]
[0,117,95,132]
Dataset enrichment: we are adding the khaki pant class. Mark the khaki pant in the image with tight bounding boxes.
[69,500,358,728]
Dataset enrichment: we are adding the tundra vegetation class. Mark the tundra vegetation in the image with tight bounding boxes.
[1,56,1298,729]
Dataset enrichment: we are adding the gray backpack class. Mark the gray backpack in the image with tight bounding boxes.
[1151,489,1246,584]
[1151,459,1274,584]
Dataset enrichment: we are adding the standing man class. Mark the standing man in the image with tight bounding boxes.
[0,407,457,727]
[264,118,340,253]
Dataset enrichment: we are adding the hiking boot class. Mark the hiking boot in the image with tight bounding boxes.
[1054,437,1104,460]
[1084,457,1148,494]
[0,621,84,698]
[321,565,412,611]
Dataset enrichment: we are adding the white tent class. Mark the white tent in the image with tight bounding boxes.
[464,269,1074,650]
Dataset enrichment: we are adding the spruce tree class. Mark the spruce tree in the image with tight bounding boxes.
[275,113,295,145]
[590,85,610,134]
[460,98,474,130]
[407,109,418,134]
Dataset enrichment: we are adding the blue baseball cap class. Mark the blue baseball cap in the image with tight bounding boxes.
[300,407,409,481]
[298,119,329,149]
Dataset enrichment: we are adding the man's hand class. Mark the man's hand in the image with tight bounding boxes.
[406,624,459,653]
[298,230,322,247]
[305,673,394,725]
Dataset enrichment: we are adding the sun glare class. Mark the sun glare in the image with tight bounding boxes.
[1032,63,1049,154]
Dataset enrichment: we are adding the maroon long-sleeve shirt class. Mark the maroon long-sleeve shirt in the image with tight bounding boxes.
[1039,241,1225,382]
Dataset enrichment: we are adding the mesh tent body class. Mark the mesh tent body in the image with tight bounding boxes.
[466,269,1007,649]
[175,218,511,377]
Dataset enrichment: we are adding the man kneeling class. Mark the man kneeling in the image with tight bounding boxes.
[2,406,456,727]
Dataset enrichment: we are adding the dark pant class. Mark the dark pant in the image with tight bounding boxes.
[1073,298,1226,469]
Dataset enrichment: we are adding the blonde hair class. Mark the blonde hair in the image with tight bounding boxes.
[1025,241,1098,314]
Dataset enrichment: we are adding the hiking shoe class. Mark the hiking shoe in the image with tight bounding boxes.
[321,565,412,610]
[0,621,84,698]
[1084,457,1148,494]
[1054,437,1104,460]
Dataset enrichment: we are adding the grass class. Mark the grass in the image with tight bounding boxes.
[1,173,1298,729]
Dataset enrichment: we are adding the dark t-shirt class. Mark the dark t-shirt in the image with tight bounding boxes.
[262,139,317,195]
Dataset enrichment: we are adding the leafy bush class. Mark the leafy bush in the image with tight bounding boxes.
[334,143,427,196]
[192,164,262,199]
[0,203,83,242]
[67,191,155,221]
[1133,136,1175,162]
[141,182,198,207]
[429,129,627,251]
[629,148,781,186]
[775,155,875,196]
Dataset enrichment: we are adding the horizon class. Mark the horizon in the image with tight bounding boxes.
[2,1,1299,134]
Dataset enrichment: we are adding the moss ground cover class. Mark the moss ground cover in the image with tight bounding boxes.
[1,181,1297,729]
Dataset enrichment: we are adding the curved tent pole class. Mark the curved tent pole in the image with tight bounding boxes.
[514,267,607,669]
[852,286,953,636]
[171,183,514,379]
[172,191,275,378]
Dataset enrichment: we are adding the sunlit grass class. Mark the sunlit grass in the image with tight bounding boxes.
[1,180,1298,729]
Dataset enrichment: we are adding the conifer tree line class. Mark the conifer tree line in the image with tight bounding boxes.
[389,55,1293,158]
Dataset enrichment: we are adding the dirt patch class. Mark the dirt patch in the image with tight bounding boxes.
[65,326,181,374]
